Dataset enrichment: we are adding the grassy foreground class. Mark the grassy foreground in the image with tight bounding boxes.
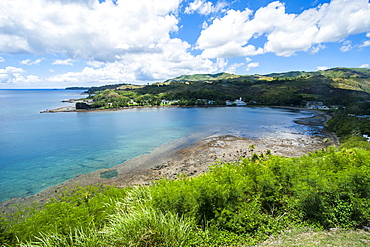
[1,141,370,246]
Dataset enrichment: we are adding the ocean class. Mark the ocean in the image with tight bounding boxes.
[0,89,316,202]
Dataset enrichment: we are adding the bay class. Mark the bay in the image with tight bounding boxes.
[0,89,316,202]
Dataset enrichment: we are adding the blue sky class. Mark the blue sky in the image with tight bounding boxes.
[0,0,370,88]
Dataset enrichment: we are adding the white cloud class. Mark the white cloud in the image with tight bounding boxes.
[52,59,74,66]
[0,35,30,54]
[185,0,228,15]
[87,61,105,68]
[196,0,370,58]
[245,57,252,63]
[247,62,259,68]
[0,57,5,62]
[309,44,326,55]
[196,9,254,54]
[0,66,25,75]
[0,66,40,85]
[359,64,369,68]
[47,38,226,85]
[2,0,369,88]
[195,7,264,58]
[0,0,231,86]
[0,0,182,62]
[224,63,244,74]
[202,21,209,29]
[215,58,228,71]
[317,66,329,71]
[360,40,370,47]
[19,58,43,65]
[246,62,259,71]
[340,42,353,52]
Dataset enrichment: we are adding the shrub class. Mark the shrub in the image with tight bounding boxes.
[2,146,370,246]
[2,185,128,244]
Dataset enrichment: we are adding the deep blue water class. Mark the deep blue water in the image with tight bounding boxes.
[0,89,315,202]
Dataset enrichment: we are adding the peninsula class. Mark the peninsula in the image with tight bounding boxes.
[43,67,370,113]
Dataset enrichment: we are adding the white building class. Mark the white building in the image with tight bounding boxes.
[226,97,247,106]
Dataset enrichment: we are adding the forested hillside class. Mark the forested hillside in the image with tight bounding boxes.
[83,67,370,109]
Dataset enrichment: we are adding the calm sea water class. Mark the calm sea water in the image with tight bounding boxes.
[0,89,316,202]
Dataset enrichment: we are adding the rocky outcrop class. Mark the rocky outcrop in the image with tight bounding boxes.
[76,102,92,109]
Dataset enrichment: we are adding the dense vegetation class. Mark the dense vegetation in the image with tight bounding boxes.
[82,68,370,110]
[1,142,370,246]
[326,101,370,141]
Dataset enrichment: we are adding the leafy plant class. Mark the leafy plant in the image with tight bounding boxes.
[2,145,370,246]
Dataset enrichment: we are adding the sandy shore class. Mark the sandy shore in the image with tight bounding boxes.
[1,109,338,211]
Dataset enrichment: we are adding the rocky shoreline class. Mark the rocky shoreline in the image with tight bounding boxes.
[1,109,337,212]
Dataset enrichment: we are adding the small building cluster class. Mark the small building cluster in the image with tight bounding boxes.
[303,101,339,110]
[226,97,247,106]
[363,134,370,142]
[348,114,370,119]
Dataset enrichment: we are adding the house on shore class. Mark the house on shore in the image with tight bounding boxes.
[303,100,334,110]
[363,134,370,142]
[226,97,247,106]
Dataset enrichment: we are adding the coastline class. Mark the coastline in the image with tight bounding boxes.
[1,109,338,211]
[40,104,245,113]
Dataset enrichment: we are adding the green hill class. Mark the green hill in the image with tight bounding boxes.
[264,67,370,79]
[163,72,241,83]
[83,67,370,109]
[320,67,370,78]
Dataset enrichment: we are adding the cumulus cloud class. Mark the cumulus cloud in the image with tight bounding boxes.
[197,0,370,58]
[196,8,264,58]
[360,33,370,47]
[359,33,370,48]
[215,58,228,71]
[185,0,228,15]
[317,66,329,71]
[52,59,74,66]
[361,41,370,47]
[19,58,43,65]
[2,0,369,87]
[0,0,232,86]
[340,40,353,52]
[246,62,259,71]
[0,0,181,62]
[0,57,5,62]
[309,44,326,55]
[359,64,369,68]
[224,63,244,74]
[87,61,105,68]
[47,38,226,85]
[0,66,40,85]
[0,66,25,75]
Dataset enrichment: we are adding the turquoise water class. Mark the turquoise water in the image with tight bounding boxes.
[0,89,316,202]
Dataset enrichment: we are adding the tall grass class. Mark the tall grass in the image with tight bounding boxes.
[103,205,197,246]
[20,227,103,247]
[2,145,370,246]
